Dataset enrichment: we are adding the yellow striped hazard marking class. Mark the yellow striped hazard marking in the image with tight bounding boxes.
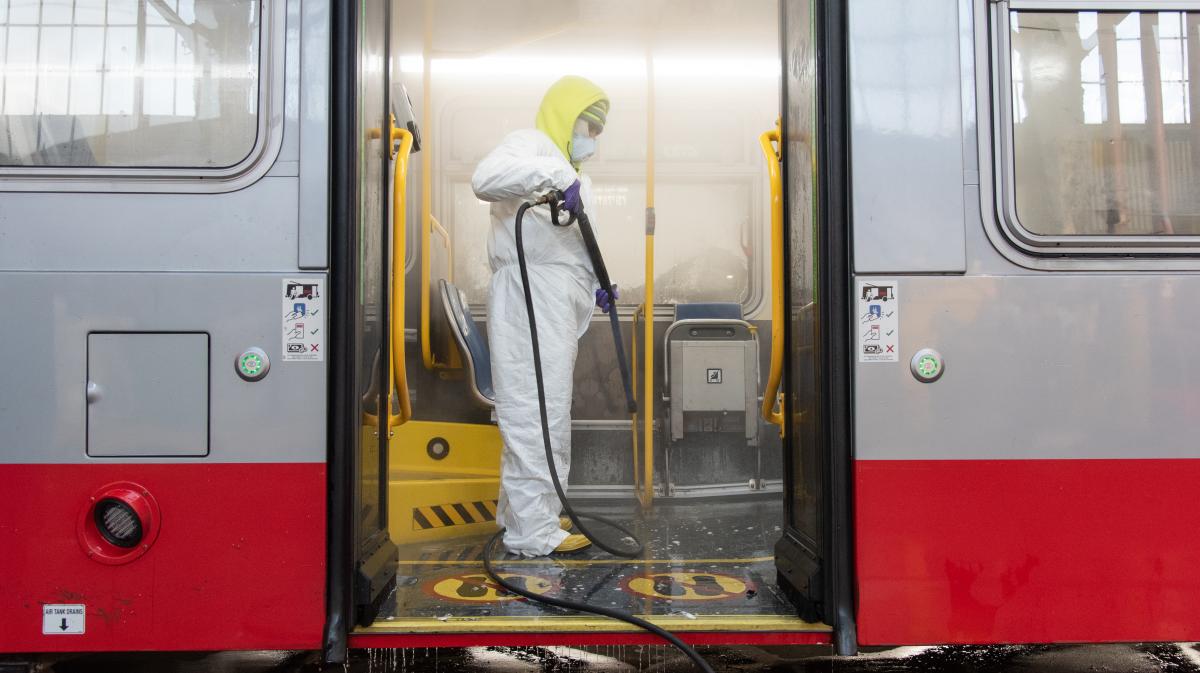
[412,499,497,530]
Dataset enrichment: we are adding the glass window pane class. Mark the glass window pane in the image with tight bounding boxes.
[1010,10,1200,236]
[427,4,777,307]
[0,0,261,169]
[42,0,73,25]
[8,1,39,25]
[1118,81,1147,122]
[1160,40,1185,82]
[74,1,106,25]
[1161,12,1184,39]
[1116,38,1143,82]
[783,0,820,546]
[5,27,38,115]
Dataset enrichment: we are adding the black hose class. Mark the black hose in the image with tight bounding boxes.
[509,200,642,560]
[481,200,716,673]
[483,535,715,673]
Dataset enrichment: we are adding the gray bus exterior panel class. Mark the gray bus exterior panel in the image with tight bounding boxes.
[854,273,1199,461]
[0,1,331,653]
[0,272,326,465]
[850,0,967,275]
[0,180,301,273]
[850,0,1200,648]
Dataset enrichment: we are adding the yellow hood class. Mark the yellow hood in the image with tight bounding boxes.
[535,75,609,170]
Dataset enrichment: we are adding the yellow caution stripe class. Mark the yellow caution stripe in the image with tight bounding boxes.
[413,499,497,530]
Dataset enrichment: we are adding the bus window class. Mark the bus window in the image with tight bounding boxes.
[0,0,261,169]
[1007,10,1200,237]
[401,2,779,311]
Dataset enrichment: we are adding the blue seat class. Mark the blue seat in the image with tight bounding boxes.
[673,302,743,322]
[438,279,495,407]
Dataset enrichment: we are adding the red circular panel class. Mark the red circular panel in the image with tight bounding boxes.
[77,481,161,565]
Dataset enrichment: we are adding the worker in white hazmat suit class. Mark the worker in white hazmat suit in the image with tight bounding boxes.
[471,75,614,557]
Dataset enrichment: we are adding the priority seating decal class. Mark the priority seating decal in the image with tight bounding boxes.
[427,572,554,603]
[622,572,751,601]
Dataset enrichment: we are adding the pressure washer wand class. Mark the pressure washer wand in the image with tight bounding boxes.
[577,210,637,415]
[537,190,638,414]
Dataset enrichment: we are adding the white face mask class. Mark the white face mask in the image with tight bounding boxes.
[570,132,596,163]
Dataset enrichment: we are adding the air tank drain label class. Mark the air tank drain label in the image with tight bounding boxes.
[858,279,898,363]
[42,604,85,634]
[283,279,324,362]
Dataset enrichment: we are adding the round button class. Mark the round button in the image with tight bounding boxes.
[236,347,270,381]
[910,348,944,383]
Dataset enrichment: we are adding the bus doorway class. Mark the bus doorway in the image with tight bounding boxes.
[339,0,846,652]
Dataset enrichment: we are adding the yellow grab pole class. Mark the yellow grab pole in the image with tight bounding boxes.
[640,48,656,508]
[419,0,440,370]
[758,124,785,435]
[389,122,415,428]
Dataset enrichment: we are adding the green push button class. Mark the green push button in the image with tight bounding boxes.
[235,347,270,381]
[909,348,944,383]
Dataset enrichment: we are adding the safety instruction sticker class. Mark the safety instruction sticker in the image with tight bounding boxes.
[622,572,751,601]
[858,279,898,363]
[426,572,554,603]
[282,279,324,362]
[42,604,85,635]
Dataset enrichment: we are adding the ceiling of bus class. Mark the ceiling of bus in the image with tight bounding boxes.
[394,0,778,59]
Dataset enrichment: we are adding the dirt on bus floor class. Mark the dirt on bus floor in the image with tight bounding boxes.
[8,643,1200,672]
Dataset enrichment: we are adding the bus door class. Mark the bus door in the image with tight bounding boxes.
[329,0,402,633]
[773,0,857,655]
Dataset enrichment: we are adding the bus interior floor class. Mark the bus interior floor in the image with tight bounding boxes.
[374,498,815,625]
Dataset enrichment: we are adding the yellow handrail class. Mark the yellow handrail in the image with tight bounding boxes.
[418,3,452,372]
[388,121,415,428]
[640,234,655,507]
[759,125,785,435]
[640,48,656,509]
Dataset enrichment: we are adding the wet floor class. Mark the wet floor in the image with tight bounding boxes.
[13,643,1200,672]
[383,499,798,624]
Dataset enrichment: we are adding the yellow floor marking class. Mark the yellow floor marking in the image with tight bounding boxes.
[396,555,774,567]
[626,571,748,601]
[358,613,830,634]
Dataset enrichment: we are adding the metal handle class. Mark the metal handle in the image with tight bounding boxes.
[759,125,786,434]
[388,120,415,428]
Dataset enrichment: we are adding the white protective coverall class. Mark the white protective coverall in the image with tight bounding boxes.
[471,76,607,556]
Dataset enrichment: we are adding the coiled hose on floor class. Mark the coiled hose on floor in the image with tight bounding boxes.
[482,194,716,673]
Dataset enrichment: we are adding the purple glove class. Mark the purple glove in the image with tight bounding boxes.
[595,285,618,313]
[562,179,583,217]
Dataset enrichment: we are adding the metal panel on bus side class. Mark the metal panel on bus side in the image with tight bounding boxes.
[0,0,331,653]
[0,179,301,273]
[855,274,1200,461]
[850,0,1200,647]
[849,0,967,274]
[0,273,325,464]
[86,332,211,457]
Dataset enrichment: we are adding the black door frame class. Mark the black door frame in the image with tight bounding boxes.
[324,0,399,662]
[774,0,857,656]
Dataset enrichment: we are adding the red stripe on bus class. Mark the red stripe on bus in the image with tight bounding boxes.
[0,462,326,652]
[856,458,1200,645]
